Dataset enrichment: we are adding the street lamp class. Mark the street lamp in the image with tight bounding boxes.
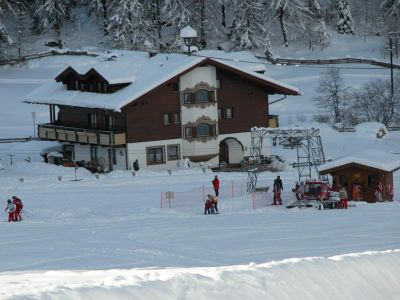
[180,25,197,55]
[31,112,36,138]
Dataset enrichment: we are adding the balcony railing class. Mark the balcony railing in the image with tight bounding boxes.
[38,124,126,146]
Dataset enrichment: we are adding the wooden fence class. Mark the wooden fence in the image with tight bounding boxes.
[335,126,400,132]
[256,56,400,70]
[0,137,37,143]
[0,50,98,66]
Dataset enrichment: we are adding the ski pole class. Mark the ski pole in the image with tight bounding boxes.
[22,210,33,216]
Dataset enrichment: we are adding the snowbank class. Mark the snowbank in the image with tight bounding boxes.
[1,250,399,300]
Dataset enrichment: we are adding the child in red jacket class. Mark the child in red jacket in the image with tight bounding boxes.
[5,199,15,222]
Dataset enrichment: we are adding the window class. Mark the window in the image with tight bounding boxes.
[197,123,210,137]
[219,107,234,119]
[195,90,209,102]
[225,107,233,119]
[167,145,180,160]
[368,175,378,187]
[146,146,165,165]
[63,145,74,161]
[173,113,180,124]
[172,82,179,92]
[185,127,193,138]
[91,146,99,162]
[106,115,114,130]
[163,112,180,125]
[183,89,214,104]
[88,113,97,129]
[184,124,216,138]
[163,113,170,125]
[111,149,117,165]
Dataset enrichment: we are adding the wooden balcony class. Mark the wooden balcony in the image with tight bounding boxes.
[38,124,126,146]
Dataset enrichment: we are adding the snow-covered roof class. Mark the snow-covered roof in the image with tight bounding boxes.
[25,50,299,111]
[318,150,400,173]
[180,25,197,38]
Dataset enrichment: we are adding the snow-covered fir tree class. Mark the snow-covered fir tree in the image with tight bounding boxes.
[229,0,265,50]
[0,0,14,57]
[264,34,274,61]
[317,19,330,49]
[336,0,355,34]
[85,0,114,35]
[267,0,313,47]
[380,0,400,18]
[163,0,193,50]
[108,0,158,50]
[35,0,69,48]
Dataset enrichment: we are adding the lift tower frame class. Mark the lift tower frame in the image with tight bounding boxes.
[246,127,327,192]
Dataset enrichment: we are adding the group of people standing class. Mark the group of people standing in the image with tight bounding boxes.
[204,175,220,215]
[4,196,23,222]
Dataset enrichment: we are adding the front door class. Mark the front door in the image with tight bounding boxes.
[219,141,229,164]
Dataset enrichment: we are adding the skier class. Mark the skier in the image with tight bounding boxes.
[4,199,15,222]
[12,196,23,221]
[292,182,302,200]
[212,175,219,196]
[211,195,219,214]
[273,176,283,205]
[204,195,212,215]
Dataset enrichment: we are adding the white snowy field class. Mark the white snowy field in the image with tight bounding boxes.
[0,39,399,298]
[0,161,399,299]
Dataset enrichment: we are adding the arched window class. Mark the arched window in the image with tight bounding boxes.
[195,89,209,102]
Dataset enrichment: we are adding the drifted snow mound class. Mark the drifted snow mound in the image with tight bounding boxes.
[1,250,399,300]
[0,161,4,170]
[356,122,388,139]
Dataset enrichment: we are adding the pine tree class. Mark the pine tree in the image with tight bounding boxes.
[108,0,157,50]
[86,0,113,35]
[380,0,400,19]
[336,0,354,35]
[0,0,14,58]
[229,0,265,50]
[317,19,330,49]
[267,0,312,47]
[163,0,192,50]
[35,0,69,48]
[264,35,274,61]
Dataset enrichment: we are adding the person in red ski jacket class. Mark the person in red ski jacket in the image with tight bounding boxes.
[212,175,220,196]
[204,195,212,215]
[12,196,23,221]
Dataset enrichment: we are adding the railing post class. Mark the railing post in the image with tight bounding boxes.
[160,192,163,208]
[231,180,234,198]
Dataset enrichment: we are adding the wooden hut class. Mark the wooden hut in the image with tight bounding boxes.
[319,151,400,202]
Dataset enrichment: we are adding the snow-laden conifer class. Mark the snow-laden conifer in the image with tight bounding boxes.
[336,0,354,35]
[35,0,68,48]
[229,0,265,50]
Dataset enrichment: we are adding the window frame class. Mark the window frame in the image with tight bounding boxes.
[167,144,180,161]
[91,146,99,162]
[146,146,166,165]
[88,113,97,129]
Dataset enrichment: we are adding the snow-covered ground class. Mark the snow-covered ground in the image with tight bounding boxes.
[0,38,399,299]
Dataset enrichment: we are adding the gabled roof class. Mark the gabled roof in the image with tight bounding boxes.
[318,150,400,174]
[25,50,300,111]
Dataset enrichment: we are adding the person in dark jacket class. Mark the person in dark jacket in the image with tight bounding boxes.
[212,175,220,196]
[273,176,283,205]
[133,159,140,171]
